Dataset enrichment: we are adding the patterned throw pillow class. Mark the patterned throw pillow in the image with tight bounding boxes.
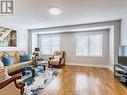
[20,54,30,62]
[54,55,61,60]
[11,56,17,64]
[0,60,4,67]
[14,52,20,63]
[2,52,9,57]
[0,68,10,83]
[2,56,13,66]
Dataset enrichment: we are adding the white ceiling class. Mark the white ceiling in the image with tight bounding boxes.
[0,0,127,29]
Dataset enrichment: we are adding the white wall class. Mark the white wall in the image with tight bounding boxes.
[31,33,38,53]
[59,30,109,67]
[121,18,127,45]
[0,21,28,51]
[29,20,120,68]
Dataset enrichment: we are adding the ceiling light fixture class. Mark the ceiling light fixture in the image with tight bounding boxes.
[49,7,61,15]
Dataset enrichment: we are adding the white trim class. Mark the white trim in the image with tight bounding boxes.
[108,66,114,72]
[108,63,115,72]
[66,62,110,68]
[66,63,114,72]
[66,62,115,72]
[31,25,114,35]
[29,24,116,70]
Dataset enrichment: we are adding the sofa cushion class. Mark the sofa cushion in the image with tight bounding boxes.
[11,56,17,64]
[2,56,13,66]
[18,61,32,68]
[14,52,20,63]
[5,61,32,74]
[49,60,60,65]
[5,64,21,74]
[20,54,30,62]
[0,52,4,57]
[2,52,9,57]
[0,60,4,67]
[5,51,16,56]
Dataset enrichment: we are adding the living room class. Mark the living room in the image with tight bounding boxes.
[0,0,127,95]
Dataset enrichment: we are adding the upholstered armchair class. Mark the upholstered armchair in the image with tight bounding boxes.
[0,68,25,95]
[48,51,65,68]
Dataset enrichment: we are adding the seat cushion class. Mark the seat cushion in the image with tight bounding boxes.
[5,61,32,74]
[5,64,21,74]
[18,61,32,68]
[49,59,60,66]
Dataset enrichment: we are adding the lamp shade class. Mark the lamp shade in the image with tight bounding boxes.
[35,48,40,51]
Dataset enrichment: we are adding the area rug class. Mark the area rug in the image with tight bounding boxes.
[22,68,62,95]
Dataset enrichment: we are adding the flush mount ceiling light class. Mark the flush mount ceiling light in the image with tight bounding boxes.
[49,7,61,15]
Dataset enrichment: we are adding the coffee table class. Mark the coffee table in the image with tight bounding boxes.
[22,61,48,78]
[38,61,48,71]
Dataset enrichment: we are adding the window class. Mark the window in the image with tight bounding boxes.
[76,34,103,56]
[41,35,60,55]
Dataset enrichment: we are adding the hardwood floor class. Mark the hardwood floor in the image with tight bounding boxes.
[38,66,127,95]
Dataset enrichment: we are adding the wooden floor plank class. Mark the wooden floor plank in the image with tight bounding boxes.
[38,66,127,95]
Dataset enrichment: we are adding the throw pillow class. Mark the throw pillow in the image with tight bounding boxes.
[20,54,30,62]
[2,56,13,66]
[54,55,61,60]
[0,68,10,83]
[2,52,9,57]
[14,52,20,63]
[12,56,17,64]
[0,60,4,67]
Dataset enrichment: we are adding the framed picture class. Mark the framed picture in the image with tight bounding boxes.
[0,26,17,47]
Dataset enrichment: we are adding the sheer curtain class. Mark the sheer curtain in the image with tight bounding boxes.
[76,33,103,56]
[41,35,60,55]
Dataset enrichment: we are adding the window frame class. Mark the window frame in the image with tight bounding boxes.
[75,33,103,57]
[40,35,60,55]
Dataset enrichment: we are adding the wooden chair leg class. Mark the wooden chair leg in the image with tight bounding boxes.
[14,78,25,95]
[0,75,25,95]
[48,63,51,68]
[21,88,24,95]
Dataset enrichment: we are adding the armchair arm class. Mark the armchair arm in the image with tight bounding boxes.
[49,56,54,60]
[0,75,25,95]
[0,75,20,89]
[61,58,65,65]
[59,58,62,61]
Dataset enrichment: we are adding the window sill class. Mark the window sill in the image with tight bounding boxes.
[75,55,103,58]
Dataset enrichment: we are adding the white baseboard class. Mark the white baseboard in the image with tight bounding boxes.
[108,65,114,72]
[66,62,114,73]
[66,62,110,68]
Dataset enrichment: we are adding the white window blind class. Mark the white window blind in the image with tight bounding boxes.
[41,35,60,55]
[76,34,103,56]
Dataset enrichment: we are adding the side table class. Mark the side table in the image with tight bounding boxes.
[38,61,48,71]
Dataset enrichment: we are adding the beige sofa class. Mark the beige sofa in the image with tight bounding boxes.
[0,51,32,74]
